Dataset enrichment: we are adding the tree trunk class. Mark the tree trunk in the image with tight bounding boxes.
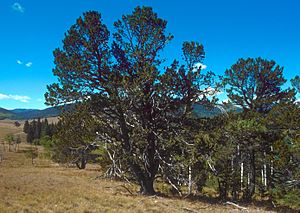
[243,150,255,201]
[76,151,87,169]
[248,150,256,198]
[138,132,158,195]
[140,177,156,195]
[240,162,244,191]
[118,110,158,196]
[188,165,192,194]
[218,179,228,200]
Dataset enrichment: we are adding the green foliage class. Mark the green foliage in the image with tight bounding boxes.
[271,188,300,211]
[39,135,54,159]
[291,75,300,93]
[90,145,111,170]
[23,120,30,133]
[51,104,99,170]
[223,57,295,113]
[24,119,55,143]
[40,135,53,150]
[4,133,14,144]
[42,5,299,209]
[26,124,35,144]
[45,6,219,195]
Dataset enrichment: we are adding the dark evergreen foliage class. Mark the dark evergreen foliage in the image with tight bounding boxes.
[23,119,56,144]
[45,7,218,195]
[39,6,299,210]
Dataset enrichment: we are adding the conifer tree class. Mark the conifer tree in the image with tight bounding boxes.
[291,75,300,93]
[23,120,30,134]
[26,125,35,144]
[224,57,295,113]
[34,118,42,140]
[222,57,296,200]
[45,7,217,195]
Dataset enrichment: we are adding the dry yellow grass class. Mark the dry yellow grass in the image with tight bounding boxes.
[0,120,24,140]
[0,120,293,213]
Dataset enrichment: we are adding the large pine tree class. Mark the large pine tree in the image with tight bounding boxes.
[45,7,217,194]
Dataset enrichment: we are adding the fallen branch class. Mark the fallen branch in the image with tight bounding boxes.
[225,201,248,211]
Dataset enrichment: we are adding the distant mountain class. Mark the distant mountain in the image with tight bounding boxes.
[13,107,61,120]
[0,103,241,120]
[0,107,18,120]
[11,109,36,114]
[193,103,242,118]
[0,106,62,120]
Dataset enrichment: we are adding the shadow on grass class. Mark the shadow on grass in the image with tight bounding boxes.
[175,193,298,213]
[138,191,298,213]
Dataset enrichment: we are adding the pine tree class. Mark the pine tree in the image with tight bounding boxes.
[291,76,300,93]
[26,125,34,144]
[34,118,42,140]
[45,7,217,195]
[23,120,30,134]
[224,57,295,113]
[41,118,51,137]
[222,57,296,200]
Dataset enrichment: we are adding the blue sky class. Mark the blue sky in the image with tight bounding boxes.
[1,0,299,109]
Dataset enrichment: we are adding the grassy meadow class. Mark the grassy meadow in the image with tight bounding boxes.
[0,119,296,213]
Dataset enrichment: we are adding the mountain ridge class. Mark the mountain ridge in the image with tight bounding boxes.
[0,103,241,120]
[0,106,61,120]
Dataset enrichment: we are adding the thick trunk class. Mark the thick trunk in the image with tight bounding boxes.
[119,114,158,195]
[116,96,160,195]
[76,152,87,169]
[139,132,158,195]
[140,177,156,195]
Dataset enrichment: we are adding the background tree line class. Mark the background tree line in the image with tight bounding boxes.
[21,6,300,210]
[23,118,56,145]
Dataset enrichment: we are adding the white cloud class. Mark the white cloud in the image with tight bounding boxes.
[193,62,207,71]
[0,94,9,100]
[25,62,32,67]
[37,98,44,102]
[0,93,30,103]
[12,95,30,103]
[16,59,33,68]
[12,3,25,13]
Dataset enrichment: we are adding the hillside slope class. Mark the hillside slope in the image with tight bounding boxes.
[0,143,286,212]
[0,103,240,120]
[0,108,17,120]
[0,106,63,120]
